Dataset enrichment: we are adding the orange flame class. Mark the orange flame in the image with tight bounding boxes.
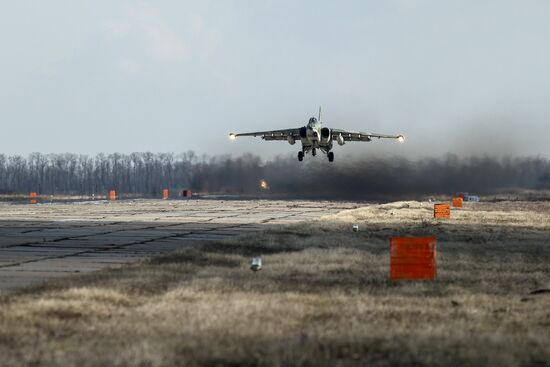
[259,179,269,190]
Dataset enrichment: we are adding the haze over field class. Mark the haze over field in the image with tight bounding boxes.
[1,1,549,157]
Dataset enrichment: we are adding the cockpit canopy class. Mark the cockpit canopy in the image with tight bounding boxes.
[308,117,317,125]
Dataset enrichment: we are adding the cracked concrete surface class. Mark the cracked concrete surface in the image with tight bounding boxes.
[0,199,358,290]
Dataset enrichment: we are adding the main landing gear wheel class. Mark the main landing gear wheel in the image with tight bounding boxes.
[298,151,304,161]
[312,148,317,157]
[328,152,334,162]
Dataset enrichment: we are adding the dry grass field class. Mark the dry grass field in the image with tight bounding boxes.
[0,200,549,366]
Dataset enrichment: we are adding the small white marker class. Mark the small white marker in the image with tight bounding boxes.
[352,224,359,232]
[250,257,262,271]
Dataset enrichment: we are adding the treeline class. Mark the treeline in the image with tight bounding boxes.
[0,152,266,196]
[0,152,549,199]
[0,152,196,195]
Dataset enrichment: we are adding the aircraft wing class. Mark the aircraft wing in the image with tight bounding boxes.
[330,129,405,142]
[230,128,300,141]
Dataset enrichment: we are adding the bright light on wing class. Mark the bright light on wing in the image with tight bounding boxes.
[229,133,237,141]
[397,135,405,143]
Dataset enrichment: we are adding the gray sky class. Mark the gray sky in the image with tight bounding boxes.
[1,1,549,157]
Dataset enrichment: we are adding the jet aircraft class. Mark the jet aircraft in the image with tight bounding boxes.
[229,108,405,162]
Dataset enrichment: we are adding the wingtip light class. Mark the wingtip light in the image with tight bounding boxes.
[229,133,237,141]
[397,134,405,143]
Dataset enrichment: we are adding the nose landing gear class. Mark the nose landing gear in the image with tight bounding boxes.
[298,151,304,161]
[328,151,334,162]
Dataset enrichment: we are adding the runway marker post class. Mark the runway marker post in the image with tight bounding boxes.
[162,189,169,200]
[109,190,116,201]
[30,192,37,204]
[434,203,450,219]
[452,197,463,208]
[390,236,437,281]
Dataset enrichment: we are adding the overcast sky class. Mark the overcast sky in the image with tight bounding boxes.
[1,1,549,158]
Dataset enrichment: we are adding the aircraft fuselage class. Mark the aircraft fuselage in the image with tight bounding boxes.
[300,117,332,154]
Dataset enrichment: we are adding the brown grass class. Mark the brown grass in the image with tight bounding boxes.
[0,200,549,366]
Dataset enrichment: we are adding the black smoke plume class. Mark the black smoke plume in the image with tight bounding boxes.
[196,153,550,200]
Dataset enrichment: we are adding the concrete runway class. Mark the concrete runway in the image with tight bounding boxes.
[0,199,357,290]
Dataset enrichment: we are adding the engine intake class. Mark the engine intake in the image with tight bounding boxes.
[320,127,331,144]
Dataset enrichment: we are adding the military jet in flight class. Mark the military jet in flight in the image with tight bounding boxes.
[229,108,405,162]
